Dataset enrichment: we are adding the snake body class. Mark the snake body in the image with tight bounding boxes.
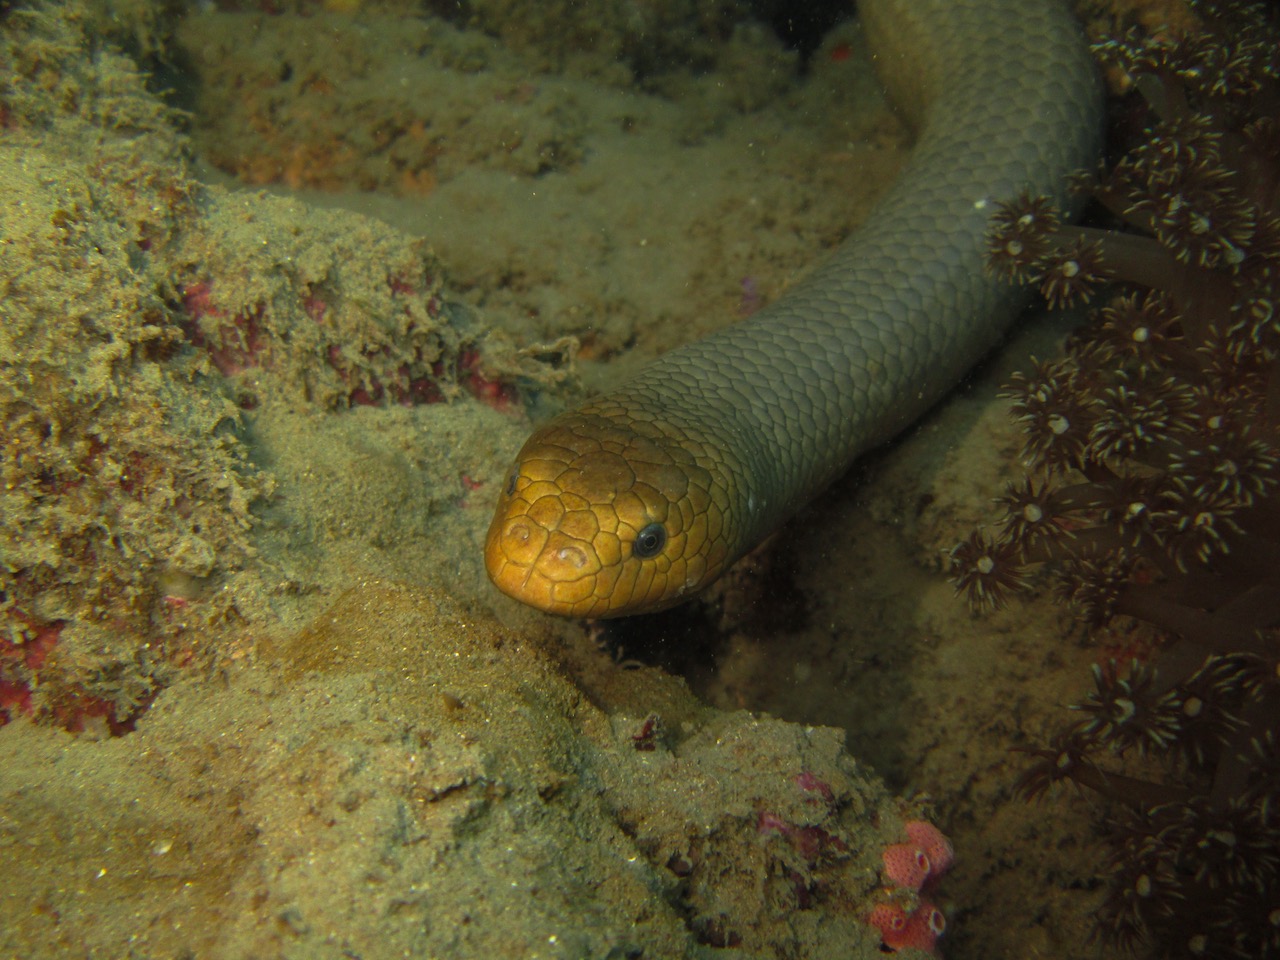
[485,0,1103,618]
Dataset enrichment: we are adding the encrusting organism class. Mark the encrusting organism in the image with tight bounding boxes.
[949,2,1280,956]
[869,820,954,956]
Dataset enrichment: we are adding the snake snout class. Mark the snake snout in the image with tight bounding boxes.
[485,498,604,615]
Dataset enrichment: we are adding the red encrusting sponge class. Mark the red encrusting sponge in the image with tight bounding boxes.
[871,820,953,955]
[881,820,954,891]
[905,820,955,877]
[868,901,947,956]
[881,842,932,891]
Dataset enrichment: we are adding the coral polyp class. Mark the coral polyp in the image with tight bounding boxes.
[953,1,1280,956]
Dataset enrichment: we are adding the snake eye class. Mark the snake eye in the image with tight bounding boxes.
[505,470,519,497]
[632,522,667,559]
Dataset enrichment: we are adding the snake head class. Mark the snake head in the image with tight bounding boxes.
[484,408,732,618]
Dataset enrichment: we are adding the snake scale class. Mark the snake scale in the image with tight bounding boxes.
[485,0,1104,618]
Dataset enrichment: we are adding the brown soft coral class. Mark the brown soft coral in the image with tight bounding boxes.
[952,2,1280,956]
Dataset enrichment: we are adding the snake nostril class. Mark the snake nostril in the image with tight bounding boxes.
[498,518,547,567]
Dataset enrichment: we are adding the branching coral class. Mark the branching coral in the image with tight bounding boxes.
[951,2,1280,956]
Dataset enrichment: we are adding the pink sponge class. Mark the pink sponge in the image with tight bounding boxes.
[905,820,955,877]
[869,901,946,956]
[868,902,910,941]
[882,842,931,891]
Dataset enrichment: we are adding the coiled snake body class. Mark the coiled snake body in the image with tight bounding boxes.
[486,0,1103,618]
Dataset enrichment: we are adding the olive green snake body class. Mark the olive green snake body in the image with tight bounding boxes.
[486,0,1104,617]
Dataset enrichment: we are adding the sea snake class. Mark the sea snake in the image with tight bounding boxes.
[485,0,1103,618]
